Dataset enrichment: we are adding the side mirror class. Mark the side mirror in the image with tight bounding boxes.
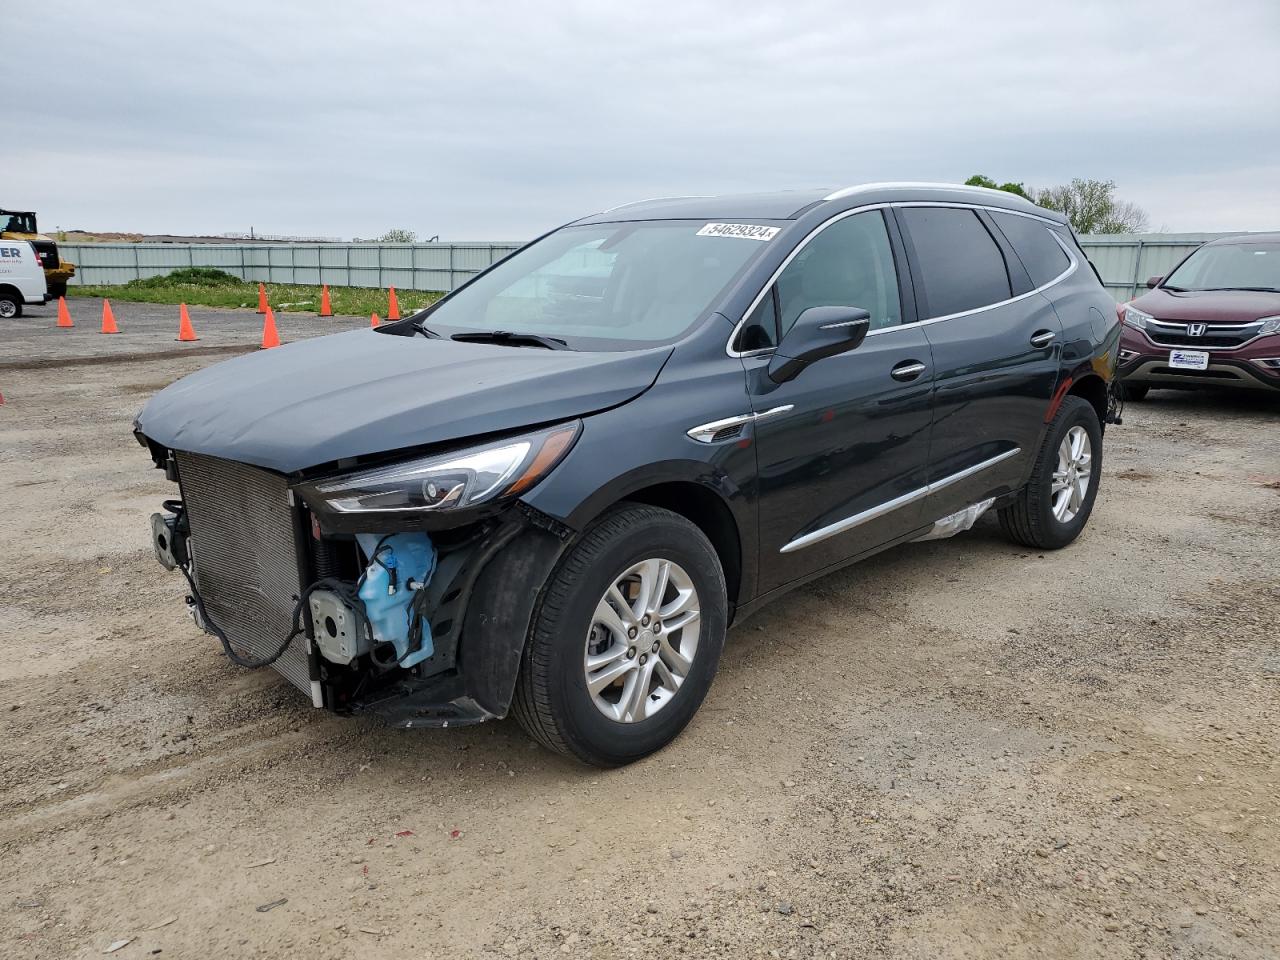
[1146,276,1163,289]
[767,306,871,384]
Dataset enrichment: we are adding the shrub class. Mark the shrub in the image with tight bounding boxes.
[128,267,247,288]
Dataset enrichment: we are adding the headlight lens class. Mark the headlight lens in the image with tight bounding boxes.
[1259,315,1280,336]
[302,422,580,514]
[1121,305,1153,331]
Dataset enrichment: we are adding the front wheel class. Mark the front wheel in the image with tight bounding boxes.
[511,503,727,766]
[998,395,1102,550]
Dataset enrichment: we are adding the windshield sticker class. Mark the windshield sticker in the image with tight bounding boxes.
[696,223,780,242]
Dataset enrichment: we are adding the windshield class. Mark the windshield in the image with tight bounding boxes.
[423,221,779,348]
[1163,241,1280,292]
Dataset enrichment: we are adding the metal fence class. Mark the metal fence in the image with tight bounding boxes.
[60,233,1243,300]
[59,242,524,293]
[1076,233,1237,301]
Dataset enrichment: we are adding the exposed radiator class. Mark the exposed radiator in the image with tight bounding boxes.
[175,451,311,695]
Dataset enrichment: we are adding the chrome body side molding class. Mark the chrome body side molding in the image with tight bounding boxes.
[779,448,1021,553]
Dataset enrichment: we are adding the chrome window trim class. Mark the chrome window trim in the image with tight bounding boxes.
[778,448,1021,554]
[726,202,1077,359]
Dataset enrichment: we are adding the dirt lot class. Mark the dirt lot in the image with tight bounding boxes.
[2,300,1278,959]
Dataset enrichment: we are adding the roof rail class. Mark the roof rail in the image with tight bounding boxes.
[822,181,1031,202]
[598,195,711,214]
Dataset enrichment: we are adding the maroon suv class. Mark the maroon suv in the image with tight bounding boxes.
[1118,233,1280,398]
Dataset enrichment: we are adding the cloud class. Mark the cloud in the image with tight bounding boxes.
[10,0,1280,237]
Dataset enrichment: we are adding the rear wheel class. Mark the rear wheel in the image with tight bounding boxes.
[47,281,68,299]
[512,503,727,767]
[998,395,1102,550]
[0,290,21,319]
[1123,382,1149,401]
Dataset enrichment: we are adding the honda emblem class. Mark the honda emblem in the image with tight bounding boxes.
[1187,323,1207,337]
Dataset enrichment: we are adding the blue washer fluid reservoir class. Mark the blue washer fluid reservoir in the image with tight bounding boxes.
[354,533,437,668]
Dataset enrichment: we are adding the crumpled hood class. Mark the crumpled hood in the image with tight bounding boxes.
[138,329,672,473]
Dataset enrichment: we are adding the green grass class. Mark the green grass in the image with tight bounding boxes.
[69,268,445,317]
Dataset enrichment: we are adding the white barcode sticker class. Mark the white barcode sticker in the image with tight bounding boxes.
[696,223,780,242]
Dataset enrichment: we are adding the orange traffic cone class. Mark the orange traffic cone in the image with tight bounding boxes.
[176,304,199,341]
[319,284,332,317]
[370,312,381,328]
[100,299,119,334]
[256,283,268,314]
[261,306,280,349]
[387,286,401,321]
[57,297,74,327]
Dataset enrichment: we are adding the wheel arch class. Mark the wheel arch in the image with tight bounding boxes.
[618,480,743,612]
[1067,373,1109,429]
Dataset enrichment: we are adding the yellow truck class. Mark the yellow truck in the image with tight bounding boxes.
[0,209,75,298]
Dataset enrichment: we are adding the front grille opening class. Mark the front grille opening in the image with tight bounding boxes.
[176,451,312,694]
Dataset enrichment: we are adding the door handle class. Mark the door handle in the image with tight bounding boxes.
[890,360,927,382]
[1030,330,1056,348]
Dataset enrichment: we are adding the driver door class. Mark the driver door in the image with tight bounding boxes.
[740,210,935,594]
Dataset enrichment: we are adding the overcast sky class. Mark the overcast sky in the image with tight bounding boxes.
[10,1,1280,239]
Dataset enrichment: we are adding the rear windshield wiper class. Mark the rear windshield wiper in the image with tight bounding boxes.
[451,330,570,350]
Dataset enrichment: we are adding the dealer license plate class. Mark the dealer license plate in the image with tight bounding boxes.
[1169,349,1209,371]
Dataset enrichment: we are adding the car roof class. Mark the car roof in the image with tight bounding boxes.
[572,182,1065,225]
[1206,232,1280,246]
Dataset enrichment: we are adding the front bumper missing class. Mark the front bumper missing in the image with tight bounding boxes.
[152,463,573,728]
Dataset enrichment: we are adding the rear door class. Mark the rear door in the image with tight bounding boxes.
[894,205,1063,521]
[738,209,935,594]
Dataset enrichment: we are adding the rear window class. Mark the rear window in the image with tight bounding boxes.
[898,208,1011,319]
[991,211,1071,287]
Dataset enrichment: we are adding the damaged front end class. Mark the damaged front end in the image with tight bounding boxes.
[141,424,579,727]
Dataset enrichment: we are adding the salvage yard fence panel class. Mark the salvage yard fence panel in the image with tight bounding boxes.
[1076,233,1240,301]
[59,242,526,293]
[59,233,1251,300]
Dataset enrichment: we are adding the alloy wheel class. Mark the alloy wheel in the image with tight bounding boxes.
[1051,425,1092,523]
[583,558,701,723]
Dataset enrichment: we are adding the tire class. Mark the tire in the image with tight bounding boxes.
[511,503,728,767]
[48,281,68,299]
[0,290,21,319]
[998,395,1102,550]
[1123,382,1149,401]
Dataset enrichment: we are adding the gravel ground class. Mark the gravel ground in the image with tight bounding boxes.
[1,297,372,367]
[1,304,1278,959]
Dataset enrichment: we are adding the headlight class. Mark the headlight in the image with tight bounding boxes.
[301,422,580,515]
[1121,305,1153,331]
[1259,315,1280,336]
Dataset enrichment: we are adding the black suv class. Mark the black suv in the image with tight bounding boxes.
[137,183,1120,766]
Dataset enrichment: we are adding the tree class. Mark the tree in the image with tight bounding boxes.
[964,174,1031,200]
[1033,179,1148,234]
[378,228,418,243]
[964,175,1149,234]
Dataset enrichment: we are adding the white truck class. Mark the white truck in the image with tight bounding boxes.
[0,240,50,318]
